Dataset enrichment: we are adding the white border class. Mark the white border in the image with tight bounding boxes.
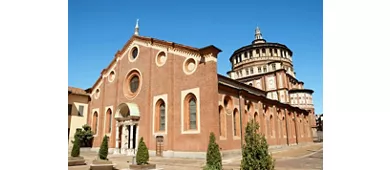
[91,108,100,137]
[107,70,116,83]
[9,1,390,169]
[180,87,201,134]
[123,68,143,100]
[152,94,168,136]
[182,57,198,75]
[94,88,100,99]
[104,105,113,136]
[155,50,168,67]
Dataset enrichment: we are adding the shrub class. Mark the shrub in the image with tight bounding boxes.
[74,124,94,147]
[71,137,80,157]
[136,137,149,165]
[204,132,222,170]
[241,119,275,170]
[98,135,109,160]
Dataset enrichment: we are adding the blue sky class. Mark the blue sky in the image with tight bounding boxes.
[69,0,323,114]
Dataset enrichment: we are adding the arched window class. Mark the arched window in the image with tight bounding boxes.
[93,111,98,135]
[155,99,166,132]
[106,109,112,133]
[189,98,196,130]
[233,109,240,137]
[254,112,258,123]
[159,102,166,131]
[269,115,274,137]
[300,119,304,137]
[263,106,268,137]
[183,93,198,131]
[282,117,286,137]
[219,106,226,138]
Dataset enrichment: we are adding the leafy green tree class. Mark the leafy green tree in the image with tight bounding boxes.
[204,132,222,170]
[71,137,80,157]
[241,119,275,170]
[98,135,109,160]
[74,124,94,147]
[136,137,149,165]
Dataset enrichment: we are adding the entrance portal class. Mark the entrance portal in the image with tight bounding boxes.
[114,102,141,155]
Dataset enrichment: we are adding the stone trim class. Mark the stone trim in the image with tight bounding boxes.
[180,87,201,134]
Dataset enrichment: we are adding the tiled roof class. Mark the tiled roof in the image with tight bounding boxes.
[68,86,89,96]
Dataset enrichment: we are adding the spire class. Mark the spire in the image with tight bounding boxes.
[134,19,139,35]
[255,26,262,40]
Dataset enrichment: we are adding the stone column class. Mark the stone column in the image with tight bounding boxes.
[130,125,134,149]
[113,122,120,154]
[121,124,128,154]
[128,124,135,156]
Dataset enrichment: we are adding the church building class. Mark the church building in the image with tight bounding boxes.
[74,20,316,158]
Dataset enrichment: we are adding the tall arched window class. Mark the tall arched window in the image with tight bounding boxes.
[233,109,240,137]
[189,98,197,130]
[219,106,226,138]
[282,117,285,137]
[219,106,222,136]
[300,119,304,137]
[254,112,258,123]
[93,111,98,135]
[155,99,166,132]
[159,102,166,131]
[278,116,282,138]
[105,109,112,133]
[269,115,274,137]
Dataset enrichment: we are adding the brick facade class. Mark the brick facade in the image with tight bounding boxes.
[71,27,315,158]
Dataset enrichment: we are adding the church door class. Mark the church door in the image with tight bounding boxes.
[156,136,164,156]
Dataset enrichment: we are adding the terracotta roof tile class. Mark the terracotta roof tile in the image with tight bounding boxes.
[68,86,89,96]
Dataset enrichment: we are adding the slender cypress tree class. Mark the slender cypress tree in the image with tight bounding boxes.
[204,132,222,170]
[136,137,149,165]
[241,119,275,170]
[71,137,81,157]
[98,135,109,160]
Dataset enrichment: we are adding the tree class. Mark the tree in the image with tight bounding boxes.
[136,137,149,165]
[98,135,109,160]
[71,137,81,157]
[74,124,94,147]
[204,132,222,170]
[241,119,275,170]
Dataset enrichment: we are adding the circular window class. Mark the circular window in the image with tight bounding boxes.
[128,46,139,62]
[183,58,197,75]
[123,70,142,99]
[108,70,115,82]
[94,89,100,99]
[132,48,138,59]
[156,51,167,67]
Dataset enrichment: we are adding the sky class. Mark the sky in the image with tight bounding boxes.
[69,0,323,114]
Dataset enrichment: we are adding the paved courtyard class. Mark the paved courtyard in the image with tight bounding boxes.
[68,143,323,170]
